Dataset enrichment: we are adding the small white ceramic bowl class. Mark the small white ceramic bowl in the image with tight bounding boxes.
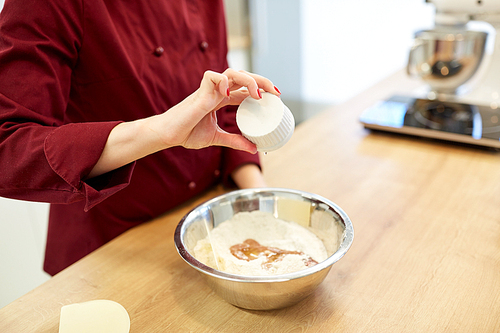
[236,93,295,152]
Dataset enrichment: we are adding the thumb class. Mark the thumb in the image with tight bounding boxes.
[213,129,257,154]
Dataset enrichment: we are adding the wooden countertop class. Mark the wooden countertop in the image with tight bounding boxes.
[2,70,500,332]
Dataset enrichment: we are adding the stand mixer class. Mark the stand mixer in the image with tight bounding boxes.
[360,0,500,148]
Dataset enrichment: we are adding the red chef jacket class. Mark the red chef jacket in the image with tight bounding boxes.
[0,0,259,275]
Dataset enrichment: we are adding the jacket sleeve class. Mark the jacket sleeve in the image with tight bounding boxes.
[0,0,134,211]
[218,104,261,188]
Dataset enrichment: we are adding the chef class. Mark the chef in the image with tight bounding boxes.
[0,0,280,275]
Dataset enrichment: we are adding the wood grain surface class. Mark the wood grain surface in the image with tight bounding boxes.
[1,70,500,332]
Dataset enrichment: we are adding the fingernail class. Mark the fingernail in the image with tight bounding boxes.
[274,86,281,95]
[257,89,262,99]
[227,88,230,97]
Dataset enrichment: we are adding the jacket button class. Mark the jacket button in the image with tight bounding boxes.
[153,46,164,57]
[188,181,196,190]
[214,169,220,177]
[199,41,209,52]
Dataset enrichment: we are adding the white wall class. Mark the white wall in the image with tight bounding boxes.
[0,199,50,308]
[250,0,303,102]
[248,0,435,119]
[302,0,435,104]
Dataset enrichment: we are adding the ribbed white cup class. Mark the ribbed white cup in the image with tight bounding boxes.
[236,93,295,152]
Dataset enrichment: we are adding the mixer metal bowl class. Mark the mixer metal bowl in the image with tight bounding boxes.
[174,188,354,310]
[407,29,488,94]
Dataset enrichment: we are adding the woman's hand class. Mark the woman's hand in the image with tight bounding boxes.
[153,68,280,153]
[87,69,280,178]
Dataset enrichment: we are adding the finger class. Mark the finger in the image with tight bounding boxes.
[224,69,262,100]
[238,70,281,97]
[200,70,230,98]
[226,89,251,105]
[213,128,258,154]
[216,89,250,109]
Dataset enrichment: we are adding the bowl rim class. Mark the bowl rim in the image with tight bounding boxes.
[414,29,488,40]
[174,187,354,283]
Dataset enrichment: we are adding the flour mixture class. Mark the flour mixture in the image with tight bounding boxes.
[193,211,328,276]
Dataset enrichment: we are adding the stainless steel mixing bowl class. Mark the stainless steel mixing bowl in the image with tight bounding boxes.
[174,188,354,310]
[407,28,487,93]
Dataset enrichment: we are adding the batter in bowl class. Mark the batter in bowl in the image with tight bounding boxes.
[193,211,328,276]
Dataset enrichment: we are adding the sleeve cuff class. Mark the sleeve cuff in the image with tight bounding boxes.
[44,121,135,211]
[82,162,135,211]
[221,148,261,188]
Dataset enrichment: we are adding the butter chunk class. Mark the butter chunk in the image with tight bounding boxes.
[277,198,311,227]
[59,300,130,333]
